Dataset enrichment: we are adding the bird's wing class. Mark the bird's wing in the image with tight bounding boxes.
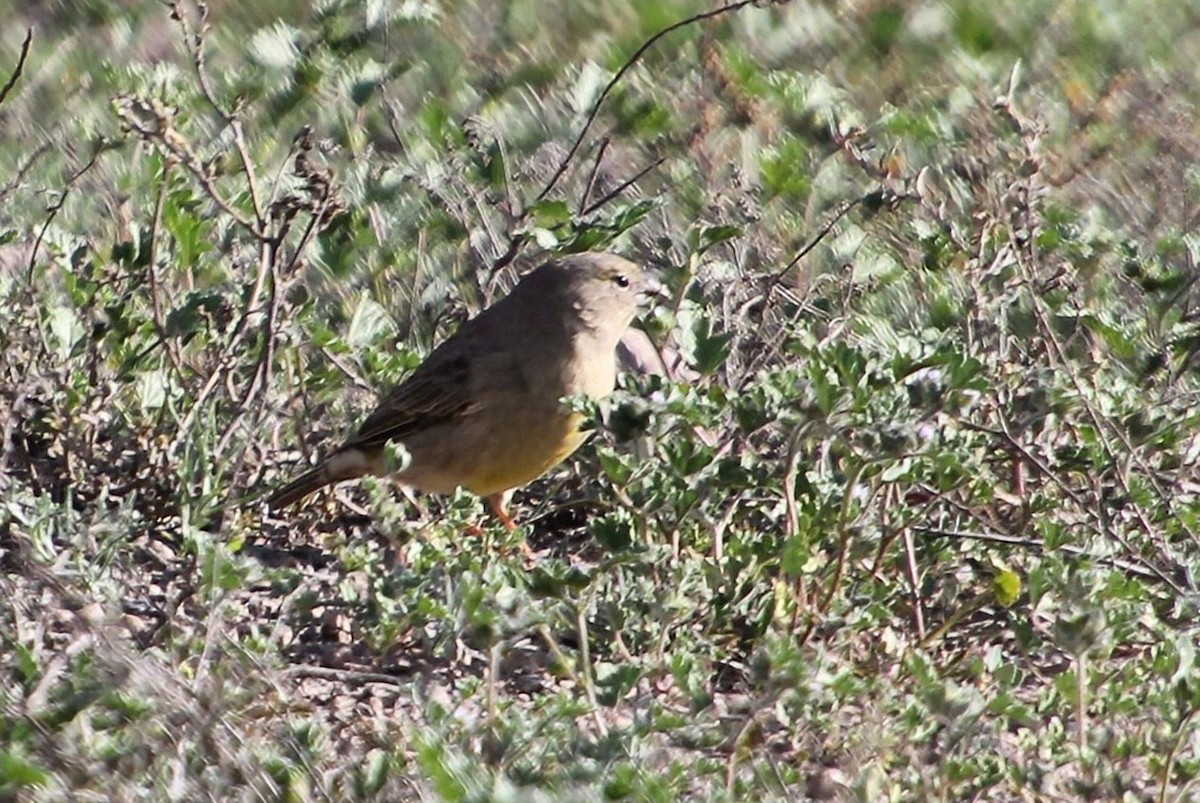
[343,349,483,450]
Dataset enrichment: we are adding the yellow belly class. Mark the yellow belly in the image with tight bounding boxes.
[465,421,589,496]
[399,409,591,498]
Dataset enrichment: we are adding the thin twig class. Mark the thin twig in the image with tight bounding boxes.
[724,709,764,795]
[146,160,186,376]
[1075,652,1087,754]
[578,136,612,214]
[902,523,926,639]
[731,196,864,394]
[27,144,108,285]
[768,195,863,286]
[781,423,809,629]
[581,156,665,216]
[284,664,407,687]
[818,460,866,615]
[535,621,608,737]
[172,0,266,228]
[493,1,773,276]
[1001,98,1194,581]
[215,184,338,460]
[171,1,280,457]
[0,140,52,203]
[532,0,762,204]
[1158,707,1199,803]
[114,96,260,237]
[0,28,32,107]
[916,527,1177,586]
[575,595,609,737]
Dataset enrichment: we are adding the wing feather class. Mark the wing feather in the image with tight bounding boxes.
[344,349,480,450]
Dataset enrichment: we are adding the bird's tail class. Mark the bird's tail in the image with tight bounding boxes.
[265,465,333,510]
[263,448,378,510]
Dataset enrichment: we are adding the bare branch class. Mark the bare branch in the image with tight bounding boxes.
[169,0,267,229]
[581,156,664,216]
[0,28,32,108]
[26,143,108,284]
[532,0,765,205]
[578,136,611,215]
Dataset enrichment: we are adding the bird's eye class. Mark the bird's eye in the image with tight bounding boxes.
[612,274,631,288]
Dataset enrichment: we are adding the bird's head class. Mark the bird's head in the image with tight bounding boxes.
[542,252,659,334]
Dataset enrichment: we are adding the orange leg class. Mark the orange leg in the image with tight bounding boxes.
[486,491,536,562]
[486,492,518,531]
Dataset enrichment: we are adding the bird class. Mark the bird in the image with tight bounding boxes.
[265,252,655,529]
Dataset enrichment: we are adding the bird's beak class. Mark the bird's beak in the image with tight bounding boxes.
[639,274,667,305]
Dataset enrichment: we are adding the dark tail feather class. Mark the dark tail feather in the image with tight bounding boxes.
[265,466,332,510]
[264,449,377,510]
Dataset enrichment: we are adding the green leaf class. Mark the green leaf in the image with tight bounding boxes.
[993,569,1022,608]
[594,660,641,705]
[528,200,572,229]
[880,458,912,482]
[249,22,302,70]
[609,199,656,233]
[382,441,411,474]
[571,61,610,115]
[11,643,39,688]
[347,295,397,348]
[677,300,731,375]
[693,326,732,376]
[136,368,172,410]
[760,136,812,201]
[47,305,84,359]
[0,751,51,791]
[350,60,388,106]
[162,190,212,268]
[780,535,809,577]
[689,224,743,256]
[593,513,634,551]
[165,292,226,341]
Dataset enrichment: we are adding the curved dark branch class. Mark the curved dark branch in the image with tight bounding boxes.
[532,0,761,205]
[0,28,33,108]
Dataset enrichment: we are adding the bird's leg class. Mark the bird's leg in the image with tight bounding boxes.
[487,491,517,531]
[462,493,514,539]
[486,491,536,562]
